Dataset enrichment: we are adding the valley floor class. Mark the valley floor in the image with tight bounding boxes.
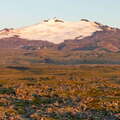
[0,64,120,120]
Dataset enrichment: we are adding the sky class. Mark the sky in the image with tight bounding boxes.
[0,0,120,29]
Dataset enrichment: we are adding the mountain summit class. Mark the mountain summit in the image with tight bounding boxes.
[0,18,102,44]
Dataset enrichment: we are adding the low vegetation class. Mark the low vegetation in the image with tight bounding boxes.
[0,64,120,119]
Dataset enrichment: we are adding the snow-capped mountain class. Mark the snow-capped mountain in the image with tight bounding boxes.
[0,18,102,44]
[0,18,120,52]
[1,18,120,65]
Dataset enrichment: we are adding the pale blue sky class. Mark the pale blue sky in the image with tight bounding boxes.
[0,0,119,29]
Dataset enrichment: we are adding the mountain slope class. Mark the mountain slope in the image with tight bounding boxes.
[58,26,120,52]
